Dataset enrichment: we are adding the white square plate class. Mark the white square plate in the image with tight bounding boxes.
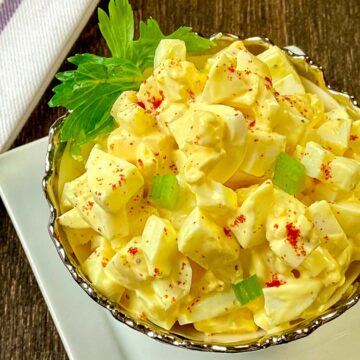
[0,138,359,360]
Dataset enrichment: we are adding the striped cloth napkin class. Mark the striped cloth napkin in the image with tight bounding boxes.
[0,0,99,153]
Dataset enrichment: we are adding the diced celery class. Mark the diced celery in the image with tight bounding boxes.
[273,152,305,195]
[149,175,180,209]
[232,275,263,305]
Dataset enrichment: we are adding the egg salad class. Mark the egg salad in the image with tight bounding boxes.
[57,38,360,335]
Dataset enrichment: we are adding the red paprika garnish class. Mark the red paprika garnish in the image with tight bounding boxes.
[101,259,108,268]
[265,273,286,288]
[286,222,306,256]
[223,227,232,237]
[230,214,246,227]
[227,64,235,73]
[150,90,164,109]
[320,161,332,180]
[264,76,272,85]
[137,101,146,109]
[128,247,138,256]
[187,89,195,101]
[264,76,273,91]
[291,269,301,278]
[286,222,300,246]
[248,120,256,129]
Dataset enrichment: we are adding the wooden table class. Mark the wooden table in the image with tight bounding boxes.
[1,0,359,358]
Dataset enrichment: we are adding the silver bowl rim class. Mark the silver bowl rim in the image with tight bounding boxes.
[42,33,360,353]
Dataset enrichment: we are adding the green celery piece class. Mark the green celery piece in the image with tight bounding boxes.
[150,175,180,210]
[273,152,306,195]
[232,275,263,305]
[149,176,162,200]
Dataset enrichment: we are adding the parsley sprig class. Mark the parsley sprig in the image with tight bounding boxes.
[49,0,213,155]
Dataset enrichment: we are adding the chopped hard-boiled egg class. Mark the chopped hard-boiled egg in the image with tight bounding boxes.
[300,142,360,192]
[301,246,341,286]
[194,307,258,335]
[239,129,286,177]
[58,208,91,229]
[317,117,351,155]
[266,189,320,267]
[62,174,129,239]
[228,180,274,248]
[331,199,360,238]
[86,147,144,213]
[275,96,309,151]
[104,237,150,290]
[121,289,178,330]
[308,200,349,258]
[111,91,156,135]
[262,279,322,326]
[189,179,237,216]
[328,157,360,192]
[301,141,334,178]
[57,37,360,336]
[154,39,186,68]
[349,120,360,158]
[81,241,124,302]
[150,255,192,310]
[178,289,240,325]
[178,207,240,270]
[140,215,178,277]
[257,45,305,95]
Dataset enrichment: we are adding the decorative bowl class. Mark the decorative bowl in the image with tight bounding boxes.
[43,34,360,353]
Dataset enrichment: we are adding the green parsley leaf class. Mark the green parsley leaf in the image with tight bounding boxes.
[49,54,143,144]
[98,0,134,59]
[131,19,213,71]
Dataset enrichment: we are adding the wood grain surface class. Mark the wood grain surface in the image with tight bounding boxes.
[1,0,359,358]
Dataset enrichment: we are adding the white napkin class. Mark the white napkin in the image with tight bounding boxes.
[0,0,99,153]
